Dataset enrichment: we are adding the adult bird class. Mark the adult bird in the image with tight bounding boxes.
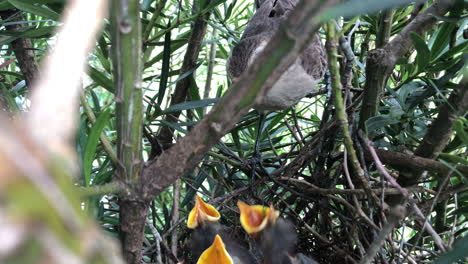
[237,201,319,264]
[227,0,327,180]
[187,195,257,263]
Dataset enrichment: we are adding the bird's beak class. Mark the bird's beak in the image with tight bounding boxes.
[187,195,221,229]
[237,201,279,235]
[196,235,234,264]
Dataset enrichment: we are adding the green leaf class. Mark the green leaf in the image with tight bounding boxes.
[366,115,400,133]
[434,235,468,264]
[157,120,188,134]
[453,119,468,146]
[162,98,219,114]
[440,40,468,61]
[8,0,60,20]
[188,75,204,118]
[83,109,111,187]
[410,32,431,74]
[169,61,203,86]
[439,153,468,166]
[142,0,155,10]
[181,169,209,207]
[15,0,64,4]
[429,22,456,60]
[158,24,171,105]
[451,206,468,217]
[145,30,190,68]
[225,1,236,21]
[87,66,114,93]
[322,0,413,20]
[0,35,17,45]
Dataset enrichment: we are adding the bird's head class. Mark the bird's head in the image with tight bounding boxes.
[237,200,279,236]
[238,201,298,263]
[196,235,234,264]
[187,195,221,229]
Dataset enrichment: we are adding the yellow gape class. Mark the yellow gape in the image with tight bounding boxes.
[237,201,279,235]
[187,195,221,229]
[196,235,233,264]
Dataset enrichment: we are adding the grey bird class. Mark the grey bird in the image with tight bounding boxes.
[227,0,327,112]
[227,0,327,181]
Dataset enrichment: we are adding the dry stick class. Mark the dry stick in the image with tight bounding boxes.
[170,179,181,262]
[285,120,304,148]
[272,188,357,263]
[359,206,406,264]
[359,132,448,252]
[342,151,381,235]
[325,21,379,204]
[365,149,468,176]
[402,170,454,263]
[203,27,217,115]
[146,219,163,264]
[281,177,428,196]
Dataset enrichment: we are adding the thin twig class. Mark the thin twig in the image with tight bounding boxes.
[359,131,448,252]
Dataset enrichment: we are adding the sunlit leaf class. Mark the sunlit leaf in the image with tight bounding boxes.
[83,109,111,187]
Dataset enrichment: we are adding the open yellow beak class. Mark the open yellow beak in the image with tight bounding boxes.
[237,201,279,235]
[187,195,221,229]
[196,235,233,264]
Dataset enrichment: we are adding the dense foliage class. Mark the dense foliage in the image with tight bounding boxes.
[0,0,466,263]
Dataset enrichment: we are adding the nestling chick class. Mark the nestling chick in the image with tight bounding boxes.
[237,201,319,264]
[188,195,257,264]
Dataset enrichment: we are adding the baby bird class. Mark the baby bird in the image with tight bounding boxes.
[187,195,257,264]
[237,201,319,264]
[196,235,234,264]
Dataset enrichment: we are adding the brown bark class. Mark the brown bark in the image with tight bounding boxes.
[119,199,150,264]
[414,80,468,159]
[157,4,211,149]
[364,149,468,177]
[0,10,38,91]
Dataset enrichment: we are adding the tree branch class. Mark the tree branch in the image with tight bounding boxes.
[358,0,457,130]
[157,0,212,149]
[364,149,468,178]
[141,0,338,199]
[406,78,468,185]
[0,10,38,91]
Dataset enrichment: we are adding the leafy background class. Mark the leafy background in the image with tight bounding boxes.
[0,0,466,263]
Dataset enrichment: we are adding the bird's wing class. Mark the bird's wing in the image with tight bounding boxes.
[227,34,270,79]
[300,34,327,80]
